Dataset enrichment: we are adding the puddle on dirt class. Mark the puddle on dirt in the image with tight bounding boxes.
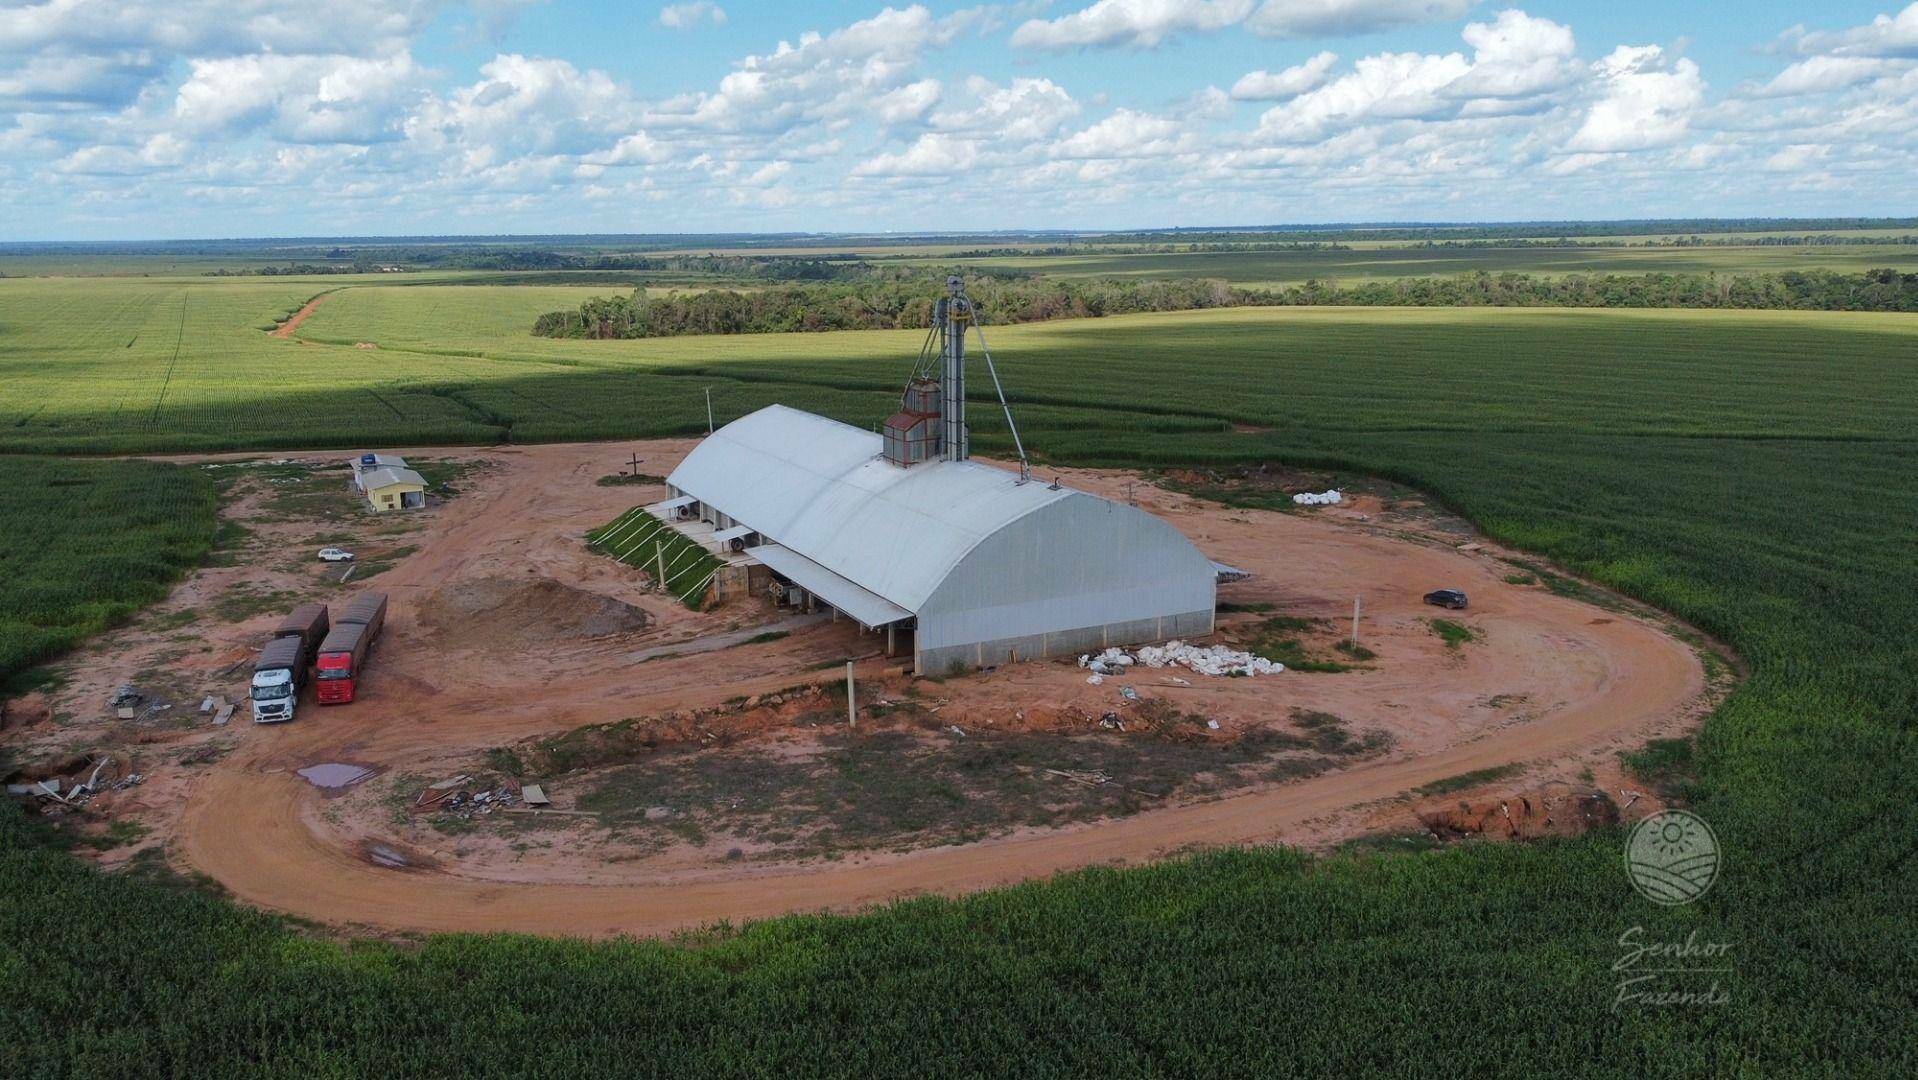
[297,763,374,789]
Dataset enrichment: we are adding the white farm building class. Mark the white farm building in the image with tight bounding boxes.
[652,279,1223,675]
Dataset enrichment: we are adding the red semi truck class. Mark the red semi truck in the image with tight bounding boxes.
[315,592,388,704]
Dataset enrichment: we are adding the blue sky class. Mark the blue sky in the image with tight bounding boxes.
[2,1,1914,238]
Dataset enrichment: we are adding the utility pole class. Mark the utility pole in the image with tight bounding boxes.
[705,387,714,435]
[845,660,856,728]
[628,451,642,477]
[1352,596,1363,648]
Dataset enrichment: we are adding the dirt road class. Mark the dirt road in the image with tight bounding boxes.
[148,441,1711,938]
[270,293,331,338]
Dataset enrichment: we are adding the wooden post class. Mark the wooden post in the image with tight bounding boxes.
[629,451,641,477]
[845,661,856,728]
[705,387,715,435]
[655,546,668,594]
[1352,596,1362,647]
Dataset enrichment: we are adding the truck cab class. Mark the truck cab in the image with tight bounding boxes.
[250,667,297,722]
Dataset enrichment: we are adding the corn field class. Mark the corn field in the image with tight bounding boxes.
[1,280,1915,1072]
[0,457,217,686]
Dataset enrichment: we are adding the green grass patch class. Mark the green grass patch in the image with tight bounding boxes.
[1428,618,1478,648]
[1414,763,1522,797]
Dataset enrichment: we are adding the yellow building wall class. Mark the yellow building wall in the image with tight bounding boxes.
[365,484,425,512]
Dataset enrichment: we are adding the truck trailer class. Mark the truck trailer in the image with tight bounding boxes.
[316,592,387,704]
[250,602,330,723]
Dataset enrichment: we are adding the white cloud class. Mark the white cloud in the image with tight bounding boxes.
[873,78,943,124]
[1011,0,1254,51]
[1246,0,1475,40]
[1054,108,1188,158]
[1252,11,1575,140]
[5,1,1917,236]
[659,2,727,29]
[1786,3,1918,59]
[648,5,967,133]
[1231,51,1337,100]
[1758,55,1902,97]
[934,76,1081,140]
[0,0,441,57]
[174,52,427,143]
[1566,44,1704,153]
[852,132,979,175]
[406,54,637,167]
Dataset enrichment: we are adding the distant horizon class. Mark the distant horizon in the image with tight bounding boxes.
[5,216,1917,249]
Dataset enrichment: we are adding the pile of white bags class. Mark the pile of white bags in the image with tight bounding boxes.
[1080,641,1283,678]
[1292,489,1342,506]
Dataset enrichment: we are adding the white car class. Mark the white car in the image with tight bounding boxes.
[317,547,356,562]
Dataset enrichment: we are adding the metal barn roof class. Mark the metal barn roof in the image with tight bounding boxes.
[360,466,425,490]
[667,405,1074,612]
[747,543,913,627]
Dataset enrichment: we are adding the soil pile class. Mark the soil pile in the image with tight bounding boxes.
[1417,789,1619,841]
[418,576,650,651]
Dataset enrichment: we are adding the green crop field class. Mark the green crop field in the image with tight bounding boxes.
[1,273,1916,1072]
[0,458,218,686]
[890,242,1918,287]
[7,279,1918,455]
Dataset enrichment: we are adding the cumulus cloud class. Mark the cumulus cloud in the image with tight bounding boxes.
[1566,44,1704,153]
[5,1,1917,235]
[659,2,727,29]
[1231,51,1337,100]
[647,5,968,133]
[406,54,637,167]
[1012,0,1254,51]
[852,132,980,175]
[174,52,427,143]
[934,76,1081,140]
[1053,107,1192,158]
[1250,12,1576,142]
[1245,0,1475,40]
[1758,55,1902,97]
[1785,3,1918,59]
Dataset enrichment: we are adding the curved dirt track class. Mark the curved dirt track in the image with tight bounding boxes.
[166,441,1710,938]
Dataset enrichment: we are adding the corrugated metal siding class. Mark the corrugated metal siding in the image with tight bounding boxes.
[916,492,1216,652]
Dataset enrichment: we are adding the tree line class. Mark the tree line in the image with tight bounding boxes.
[532,268,1918,338]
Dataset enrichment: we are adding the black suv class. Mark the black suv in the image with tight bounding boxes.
[1423,588,1469,610]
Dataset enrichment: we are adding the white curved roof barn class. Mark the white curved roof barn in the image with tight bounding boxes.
[665,405,1217,673]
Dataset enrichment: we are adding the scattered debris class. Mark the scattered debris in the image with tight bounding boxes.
[1119,686,1140,702]
[1085,673,1104,686]
[213,704,234,725]
[520,783,551,807]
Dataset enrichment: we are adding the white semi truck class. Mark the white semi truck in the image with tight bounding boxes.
[251,603,329,723]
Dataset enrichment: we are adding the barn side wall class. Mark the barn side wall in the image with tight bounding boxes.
[913,492,1216,674]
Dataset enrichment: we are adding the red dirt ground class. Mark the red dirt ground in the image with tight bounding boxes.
[11,441,1720,937]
